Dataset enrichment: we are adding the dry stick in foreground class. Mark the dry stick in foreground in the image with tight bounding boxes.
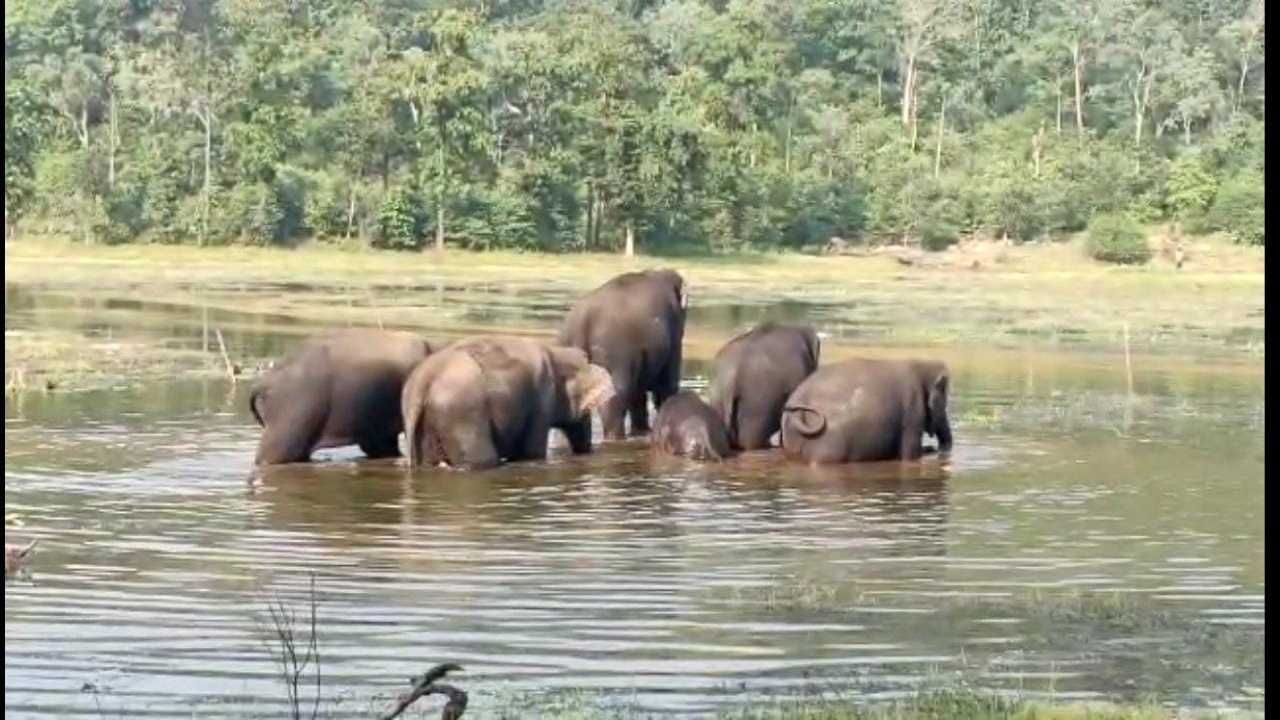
[261,574,322,720]
[380,663,467,720]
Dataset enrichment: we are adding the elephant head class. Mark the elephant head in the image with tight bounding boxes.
[548,346,617,451]
[914,361,952,452]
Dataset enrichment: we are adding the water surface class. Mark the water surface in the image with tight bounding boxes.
[4,284,1264,718]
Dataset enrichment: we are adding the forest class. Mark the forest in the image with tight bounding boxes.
[3,0,1265,256]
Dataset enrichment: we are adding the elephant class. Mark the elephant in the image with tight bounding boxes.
[401,335,616,470]
[780,358,952,464]
[707,322,821,450]
[250,328,433,465]
[651,391,734,462]
[556,269,687,440]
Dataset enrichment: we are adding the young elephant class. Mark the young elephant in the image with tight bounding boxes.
[651,391,734,462]
[401,336,615,470]
[250,328,433,465]
[556,269,687,440]
[780,358,952,464]
[707,322,820,450]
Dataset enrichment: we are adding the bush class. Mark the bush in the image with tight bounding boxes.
[921,219,961,251]
[211,182,285,245]
[1086,212,1151,265]
[1165,153,1218,218]
[1204,170,1264,246]
[374,188,429,251]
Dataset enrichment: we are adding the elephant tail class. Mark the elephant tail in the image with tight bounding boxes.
[249,385,268,427]
[404,398,426,467]
[783,403,827,438]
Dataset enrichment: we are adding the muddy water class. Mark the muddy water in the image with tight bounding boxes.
[3,284,1265,718]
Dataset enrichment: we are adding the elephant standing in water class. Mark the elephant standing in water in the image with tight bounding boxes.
[250,329,433,465]
[781,358,952,464]
[556,269,687,439]
[651,391,733,462]
[401,336,615,470]
[707,322,820,450]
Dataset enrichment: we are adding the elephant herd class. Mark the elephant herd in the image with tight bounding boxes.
[249,268,953,470]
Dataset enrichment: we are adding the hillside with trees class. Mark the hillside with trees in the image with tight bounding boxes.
[4,0,1265,255]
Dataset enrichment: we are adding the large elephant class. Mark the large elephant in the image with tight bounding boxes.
[556,269,687,439]
[780,358,952,464]
[401,336,616,470]
[707,322,820,450]
[250,328,433,465]
[651,391,733,462]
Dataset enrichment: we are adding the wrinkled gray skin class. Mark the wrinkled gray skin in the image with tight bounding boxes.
[556,269,687,440]
[707,322,820,450]
[781,358,952,464]
[250,329,433,465]
[401,336,615,470]
[651,391,734,462]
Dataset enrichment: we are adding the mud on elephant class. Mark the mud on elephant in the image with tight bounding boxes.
[401,336,616,470]
[557,269,687,440]
[781,358,952,464]
[707,322,820,450]
[651,391,734,462]
[250,328,433,465]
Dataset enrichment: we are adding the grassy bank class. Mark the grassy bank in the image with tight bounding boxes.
[5,237,1264,393]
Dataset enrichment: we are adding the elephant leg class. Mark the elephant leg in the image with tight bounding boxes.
[735,399,780,450]
[899,417,925,460]
[513,420,550,462]
[629,393,651,435]
[601,365,636,440]
[559,418,592,454]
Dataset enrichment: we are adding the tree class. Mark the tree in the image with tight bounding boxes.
[394,8,492,252]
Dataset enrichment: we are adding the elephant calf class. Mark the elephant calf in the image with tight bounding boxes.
[401,336,615,470]
[781,358,952,464]
[651,392,733,462]
[250,329,434,465]
[707,322,820,450]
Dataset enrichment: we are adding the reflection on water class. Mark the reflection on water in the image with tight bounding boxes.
[3,286,1265,718]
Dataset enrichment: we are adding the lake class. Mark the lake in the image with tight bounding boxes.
[3,281,1264,718]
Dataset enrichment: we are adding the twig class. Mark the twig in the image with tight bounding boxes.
[215,328,236,385]
[380,664,467,720]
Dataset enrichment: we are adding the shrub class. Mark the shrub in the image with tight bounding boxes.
[211,182,285,245]
[1165,153,1218,218]
[921,219,961,251]
[1086,212,1151,265]
[374,187,429,251]
[1205,170,1264,246]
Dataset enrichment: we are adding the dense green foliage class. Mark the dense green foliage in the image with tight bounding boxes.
[1086,212,1151,264]
[4,0,1265,253]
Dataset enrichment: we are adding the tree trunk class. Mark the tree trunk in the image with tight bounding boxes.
[909,70,921,152]
[201,112,212,248]
[1183,118,1191,146]
[108,90,117,191]
[624,223,635,257]
[345,187,357,239]
[901,55,916,128]
[1237,62,1249,112]
[876,70,883,107]
[435,204,445,252]
[1072,42,1085,136]
[1055,75,1063,134]
[933,96,945,179]
[585,182,595,248]
[593,198,604,249]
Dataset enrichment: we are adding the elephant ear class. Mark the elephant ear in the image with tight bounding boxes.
[784,404,827,437]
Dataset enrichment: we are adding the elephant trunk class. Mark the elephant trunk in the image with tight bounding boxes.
[249,385,268,427]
